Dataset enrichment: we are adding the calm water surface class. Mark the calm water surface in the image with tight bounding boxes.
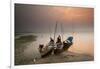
[18,32,94,59]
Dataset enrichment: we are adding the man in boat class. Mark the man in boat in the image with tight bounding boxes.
[48,37,54,46]
[56,35,63,49]
[40,37,55,56]
[39,44,44,53]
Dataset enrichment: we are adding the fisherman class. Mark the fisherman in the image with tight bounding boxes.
[39,44,44,53]
[48,37,55,55]
[56,35,61,43]
[56,35,62,49]
[48,37,54,46]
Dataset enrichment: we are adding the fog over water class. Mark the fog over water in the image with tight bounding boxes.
[20,32,93,59]
[15,4,94,33]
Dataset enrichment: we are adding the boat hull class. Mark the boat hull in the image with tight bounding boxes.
[41,42,73,57]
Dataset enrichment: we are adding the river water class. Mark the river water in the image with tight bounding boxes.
[18,32,94,59]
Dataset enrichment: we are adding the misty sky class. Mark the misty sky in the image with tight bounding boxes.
[15,4,94,33]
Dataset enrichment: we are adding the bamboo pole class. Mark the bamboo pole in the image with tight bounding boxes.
[54,21,57,42]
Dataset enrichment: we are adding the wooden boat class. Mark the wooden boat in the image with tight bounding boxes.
[54,36,73,54]
[39,44,54,58]
[38,21,74,58]
[39,36,73,58]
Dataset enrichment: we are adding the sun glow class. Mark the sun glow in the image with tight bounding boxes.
[51,7,93,24]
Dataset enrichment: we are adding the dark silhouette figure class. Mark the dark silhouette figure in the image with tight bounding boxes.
[56,35,61,43]
[48,37,54,46]
[50,37,54,43]
[39,44,44,53]
[54,36,73,54]
[56,35,62,49]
